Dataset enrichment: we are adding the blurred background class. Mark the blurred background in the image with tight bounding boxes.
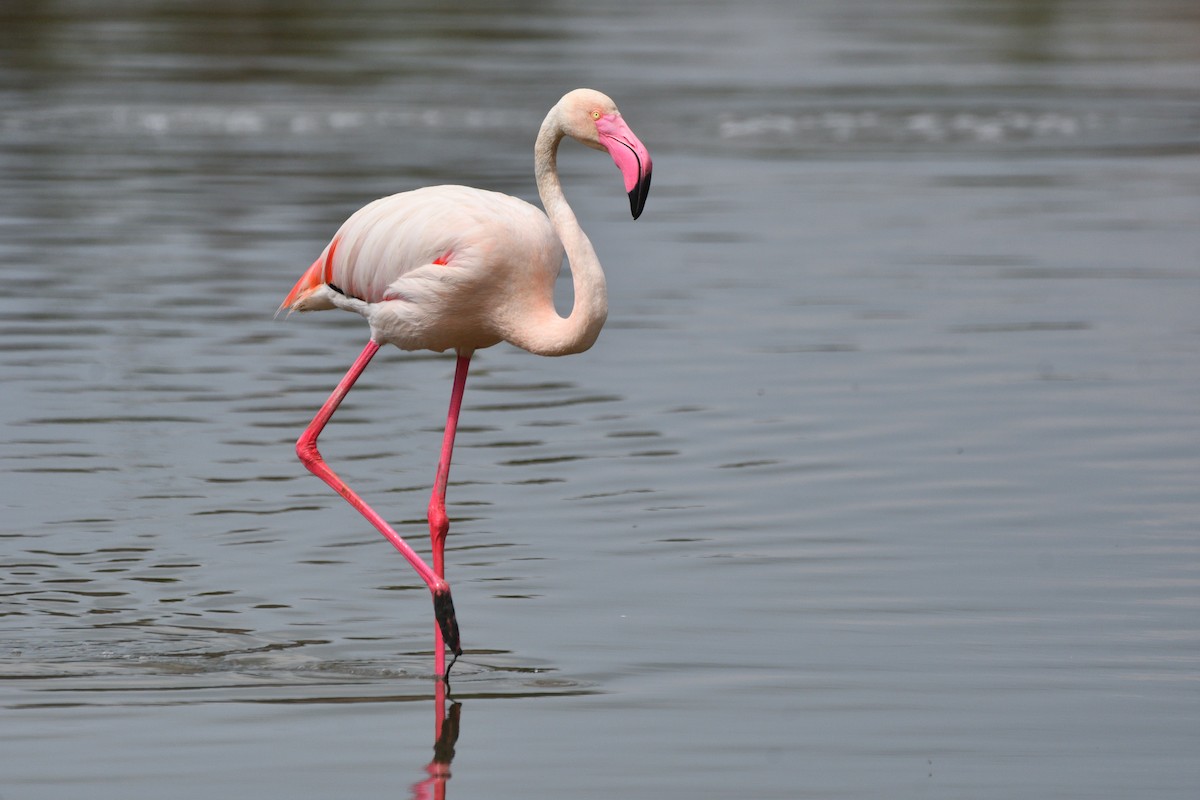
[2,1,1198,798]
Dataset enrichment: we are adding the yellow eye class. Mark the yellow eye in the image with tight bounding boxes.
[591,110,601,120]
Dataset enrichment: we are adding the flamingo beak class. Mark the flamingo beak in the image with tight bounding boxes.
[597,114,653,219]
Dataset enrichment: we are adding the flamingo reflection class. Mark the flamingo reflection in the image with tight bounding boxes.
[410,680,461,800]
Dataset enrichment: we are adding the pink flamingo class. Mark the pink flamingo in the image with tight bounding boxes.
[281,89,652,679]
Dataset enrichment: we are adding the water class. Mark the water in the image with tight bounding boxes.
[2,1,1199,797]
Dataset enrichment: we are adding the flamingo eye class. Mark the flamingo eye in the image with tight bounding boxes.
[591,110,602,120]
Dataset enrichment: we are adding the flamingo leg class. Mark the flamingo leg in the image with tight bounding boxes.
[428,350,472,677]
[296,339,462,675]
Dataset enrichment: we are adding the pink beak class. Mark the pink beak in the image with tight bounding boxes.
[596,114,653,219]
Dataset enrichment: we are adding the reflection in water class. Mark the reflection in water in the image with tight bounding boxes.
[411,681,461,800]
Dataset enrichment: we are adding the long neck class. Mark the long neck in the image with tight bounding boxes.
[510,109,608,357]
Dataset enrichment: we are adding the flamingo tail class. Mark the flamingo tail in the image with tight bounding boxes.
[278,238,339,315]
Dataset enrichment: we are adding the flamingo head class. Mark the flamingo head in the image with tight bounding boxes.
[558,89,653,219]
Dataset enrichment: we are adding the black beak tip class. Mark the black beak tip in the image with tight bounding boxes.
[629,170,652,220]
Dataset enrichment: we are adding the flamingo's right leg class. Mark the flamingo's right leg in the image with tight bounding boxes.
[426,350,473,677]
[296,339,462,671]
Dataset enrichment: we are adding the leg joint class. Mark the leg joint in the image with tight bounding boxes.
[296,435,322,469]
[428,502,450,542]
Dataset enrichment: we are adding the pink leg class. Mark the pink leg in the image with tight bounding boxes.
[296,339,462,674]
[428,350,472,676]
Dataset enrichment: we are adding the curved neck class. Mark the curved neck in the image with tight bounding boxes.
[510,108,607,357]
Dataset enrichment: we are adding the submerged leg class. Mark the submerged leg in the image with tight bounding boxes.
[296,339,462,672]
[428,350,472,677]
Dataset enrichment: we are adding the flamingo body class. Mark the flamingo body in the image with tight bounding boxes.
[281,89,652,678]
[285,186,564,354]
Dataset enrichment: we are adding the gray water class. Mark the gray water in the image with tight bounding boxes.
[2,1,1199,797]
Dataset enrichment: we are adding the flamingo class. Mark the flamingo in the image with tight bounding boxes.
[280,89,652,679]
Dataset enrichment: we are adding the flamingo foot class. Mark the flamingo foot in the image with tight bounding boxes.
[433,589,462,672]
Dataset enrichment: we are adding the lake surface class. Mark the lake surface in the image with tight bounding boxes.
[2,1,1199,797]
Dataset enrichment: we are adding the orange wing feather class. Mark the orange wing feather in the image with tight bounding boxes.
[280,237,339,312]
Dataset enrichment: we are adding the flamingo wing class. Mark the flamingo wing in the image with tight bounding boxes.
[281,185,555,314]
